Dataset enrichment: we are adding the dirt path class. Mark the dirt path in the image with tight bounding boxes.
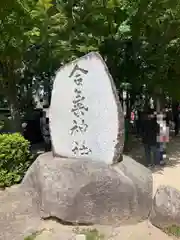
[0,186,42,240]
[34,220,175,240]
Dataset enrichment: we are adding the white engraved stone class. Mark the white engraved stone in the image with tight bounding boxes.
[49,52,124,164]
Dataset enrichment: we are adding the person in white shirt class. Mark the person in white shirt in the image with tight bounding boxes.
[156,112,169,165]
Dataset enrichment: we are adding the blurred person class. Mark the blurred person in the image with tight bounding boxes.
[141,109,159,167]
[135,110,142,137]
[157,111,169,166]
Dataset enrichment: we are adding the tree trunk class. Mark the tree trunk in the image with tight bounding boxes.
[154,87,164,112]
[156,97,161,112]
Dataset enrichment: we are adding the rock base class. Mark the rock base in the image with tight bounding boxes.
[21,153,153,226]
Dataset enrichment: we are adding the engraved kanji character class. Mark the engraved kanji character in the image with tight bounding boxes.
[72,141,79,155]
[74,78,83,86]
[79,142,92,155]
[70,119,88,135]
[74,88,82,96]
[74,74,83,86]
[72,141,92,156]
[69,64,88,78]
[71,89,88,117]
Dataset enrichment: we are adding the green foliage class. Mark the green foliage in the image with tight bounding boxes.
[2,0,180,125]
[0,133,32,187]
[164,225,180,237]
[24,236,36,240]
[125,0,180,99]
[74,228,105,240]
[24,232,38,240]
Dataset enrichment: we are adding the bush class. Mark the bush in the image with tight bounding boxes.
[0,133,33,187]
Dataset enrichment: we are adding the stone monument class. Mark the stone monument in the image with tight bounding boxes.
[49,52,124,164]
[21,52,153,226]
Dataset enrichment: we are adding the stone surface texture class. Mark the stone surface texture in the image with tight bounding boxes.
[0,187,174,240]
[0,185,42,240]
[150,185,180,228]
[21,153,152,226]
[49,52,124,164]
[113,155,153,221]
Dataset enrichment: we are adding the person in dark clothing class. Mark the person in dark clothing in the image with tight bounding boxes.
[141,110,160,167]
[172,102,179,136]
[174,115,179,136]
[136,110,142,137]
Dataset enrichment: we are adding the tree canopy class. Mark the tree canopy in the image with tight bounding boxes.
[1,0,180,130]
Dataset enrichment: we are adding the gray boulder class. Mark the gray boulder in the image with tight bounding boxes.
[150,185,180,228]
[113,155,153,221]
[21,152,150,226]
